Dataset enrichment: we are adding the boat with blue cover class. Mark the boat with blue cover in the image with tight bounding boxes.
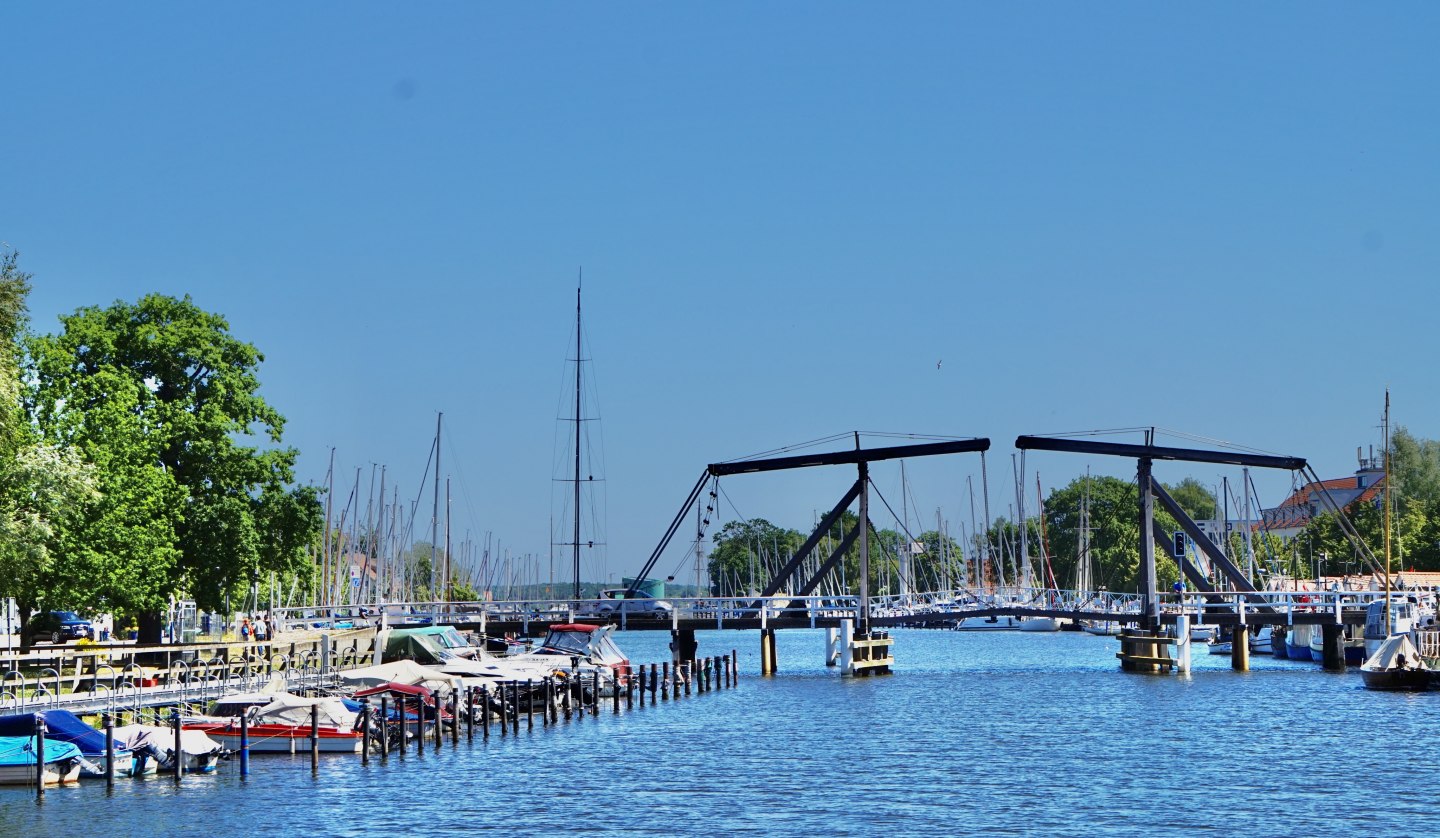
[0,735,83,785]
[0,709,151,778]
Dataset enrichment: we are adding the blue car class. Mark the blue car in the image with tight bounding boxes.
[26,611,94,645]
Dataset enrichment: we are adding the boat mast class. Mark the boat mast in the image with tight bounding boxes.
[573,279,583,601]
[980,451,997,588]
[1383,389,1392,634]
[431,412,442,604]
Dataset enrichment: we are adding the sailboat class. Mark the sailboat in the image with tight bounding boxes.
[1015,456,1059,632]
[1362,391,1438,689]
[1074,471,1121,636]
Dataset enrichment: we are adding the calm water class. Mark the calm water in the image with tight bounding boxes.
[4,629,1436,837]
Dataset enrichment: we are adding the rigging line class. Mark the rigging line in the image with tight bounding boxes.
[1149,427,1286,457]
[1026,426,1155,439]
[866,478,927,557]
[720,432,857,464]
[856,430,976,442]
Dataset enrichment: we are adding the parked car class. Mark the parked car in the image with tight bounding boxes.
[577,590,673,620]
[26,611,94,644]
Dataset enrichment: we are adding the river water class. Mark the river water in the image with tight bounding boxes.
[3,628,1436,836]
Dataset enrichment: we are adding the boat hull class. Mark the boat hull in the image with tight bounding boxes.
[186,724,362,754]
[1018,618,1060,632]
[1360,667,1433,691]
[0,760,81,786]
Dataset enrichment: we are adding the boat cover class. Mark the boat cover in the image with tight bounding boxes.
[0,735,82,765]
[113,725,224,757]
[253,694,357,729]
[0,710,111,756]
[1362,633,1428,671]
[340,659,459,690]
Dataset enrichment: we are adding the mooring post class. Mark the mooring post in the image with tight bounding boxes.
[661,662,670,701]
[527,680,535,730]
[360,698,371,765]
[1322,624,1346,671]
[103,712,115,789]
[173,708,185,783]
[682,663,691,696]
[466,687,474,741]
[481,687,490,740]
[613,674,620,714]
[414,694,425,753]
[378,696,389,759]
[515,681,525,730]
[1231,624,1250,672]
[732,648,738,682]
[240,705,251,774]
[452,689,461,745]
[649,663,658,702]
[310,703,320,772]
[35,714,46,798]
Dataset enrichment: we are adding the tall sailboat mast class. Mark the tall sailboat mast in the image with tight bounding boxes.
[1383,389,1392,634]
[573,279,583,601]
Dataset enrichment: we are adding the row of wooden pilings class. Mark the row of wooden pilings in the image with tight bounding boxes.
[355,653,740,769]
[26,652,739,800]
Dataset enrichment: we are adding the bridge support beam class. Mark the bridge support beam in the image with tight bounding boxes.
[1321,624,1346,671]
[824,627,839,667]
[1231,626,1249,672]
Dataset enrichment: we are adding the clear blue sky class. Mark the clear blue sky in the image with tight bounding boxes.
[4,4,1436,586]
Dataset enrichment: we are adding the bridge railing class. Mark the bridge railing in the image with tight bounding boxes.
[1164,589,1396,624]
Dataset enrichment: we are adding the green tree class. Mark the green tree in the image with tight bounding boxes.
[1041,474,1183,593]
[1166,477,1217,521]
[28,293,322,637]
[1390,427,1440,512]
[708,518,804,596]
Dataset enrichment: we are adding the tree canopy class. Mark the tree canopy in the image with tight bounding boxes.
[24,291,322,633]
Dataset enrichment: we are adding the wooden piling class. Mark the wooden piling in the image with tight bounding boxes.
[452,689,461,744]
[310,703,320,772]
[378,696,389,759]
[481,687,490,739]
[103,713,115,789]
[174,709,186,783]
[240,705,252,773]
[360,699,371,764]
[466,688,474,741]
[527,680,535,730]
[514,682,523,732]
[661,662,670,701]
[1322,624,1346,671]
[1231,626,1250,672]
[649,663,658,702]
[414,694,425,754]
[35,714,45,799]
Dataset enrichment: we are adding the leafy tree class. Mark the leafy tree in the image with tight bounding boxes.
[28,294,322,637]
[1390,427,1440,513]
[0,250,104,648]
[1041,474,1182,594]
[708,518,804,595]
[1166,477,1217,521]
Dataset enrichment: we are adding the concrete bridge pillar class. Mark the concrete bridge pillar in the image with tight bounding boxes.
[824,627,839,667]
[1321,624,1346,671]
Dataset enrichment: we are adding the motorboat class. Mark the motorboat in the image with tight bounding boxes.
[955,615,1027,631]
[0,709,153,778]
[1017,617,1061,632]
[0,736,82,785]
[509,623,632,687]
[1360,633,1433,691]
[185,693,365,754]
[1081,621,1122,636]
[113,725,226,774]
[1287,624,1315,662]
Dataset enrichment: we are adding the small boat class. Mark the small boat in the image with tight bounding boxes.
[1081,621,1122,636]
[113,725,226,774]
[1360,633,1433,691]
[1287,624,1315,662]
[955,615,1027,631]
[1271,625,1290,659]
[0,709,152,778]
[0,736,83,785]
[1017,617,1061,632]
[1189,625,1218,643]
[186,693,365,754]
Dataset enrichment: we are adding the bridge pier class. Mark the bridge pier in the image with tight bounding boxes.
[759,628,778,675]
[1117,629,1173,673]
[824,628,839,667]
[1230,626,1249,672]
[1321,624,1346,671]
[1175,616,1192,675]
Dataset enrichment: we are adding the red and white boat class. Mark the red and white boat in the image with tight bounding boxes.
[185,693,365,754]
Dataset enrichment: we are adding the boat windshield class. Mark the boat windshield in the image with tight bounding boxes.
[539,631,591,656]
